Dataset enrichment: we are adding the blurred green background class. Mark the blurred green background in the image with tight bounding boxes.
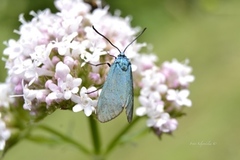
[1,0,240,159]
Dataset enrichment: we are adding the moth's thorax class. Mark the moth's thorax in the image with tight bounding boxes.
[115,53,131,71]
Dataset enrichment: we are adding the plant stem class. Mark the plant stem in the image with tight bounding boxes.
[88,115,101,155]
[38,124,91,155]
[104,116,140,156]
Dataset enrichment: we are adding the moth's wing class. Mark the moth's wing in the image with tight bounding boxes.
[97,63,124,122]
[97,60,133,123]
[124,64,133,123]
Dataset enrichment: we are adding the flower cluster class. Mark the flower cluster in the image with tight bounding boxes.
[136,59,194,136]
[0,0,194,151]
[0,120,11,150]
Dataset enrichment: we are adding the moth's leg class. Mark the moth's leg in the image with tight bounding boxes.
[85,86,102,94]
[87,62,111,67]
[85,62,108,94]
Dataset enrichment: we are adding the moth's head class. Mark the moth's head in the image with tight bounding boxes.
[115,55,130,71]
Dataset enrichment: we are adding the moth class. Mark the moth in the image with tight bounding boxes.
[92,26,146,123]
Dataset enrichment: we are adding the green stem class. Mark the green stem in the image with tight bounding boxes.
[38,124,91,155]
[88,115,101,155]
[104,116,141,156]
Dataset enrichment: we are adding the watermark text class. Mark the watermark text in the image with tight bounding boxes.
[189,141,217,147]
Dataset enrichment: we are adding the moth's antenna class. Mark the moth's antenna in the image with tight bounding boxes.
[123,28,147,53]
[92,26,121,54]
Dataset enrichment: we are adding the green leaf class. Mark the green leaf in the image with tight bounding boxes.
[26,134,62,146]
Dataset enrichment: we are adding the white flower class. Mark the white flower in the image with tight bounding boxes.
[55,0,90,17]
[17,10,55,53]
[86,86,98,99]
[161,118,178,133]
[132,53,157,73]
[59,74,82,100]
[0,83,14,108]
[53,32,78,56]
[166,89,192,107]
[30,44,53,67]
[46,81,63,103]
[10,58,41,86]
[136,95,164,117]
[162,59,195,88]
[0,120,11,150]
[3,39,23,60]
[76,39,107,66]
[55,61,70,80]
[72,87,97,116]
[147,112,178,133]
[46,74,82,102]
[22,82,50,110]
[140,68,167,94]
[63,56,76,70]
[22,83,37,110]
[147,112,170,127]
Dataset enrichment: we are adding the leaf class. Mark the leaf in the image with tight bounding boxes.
[26,134,62,146]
